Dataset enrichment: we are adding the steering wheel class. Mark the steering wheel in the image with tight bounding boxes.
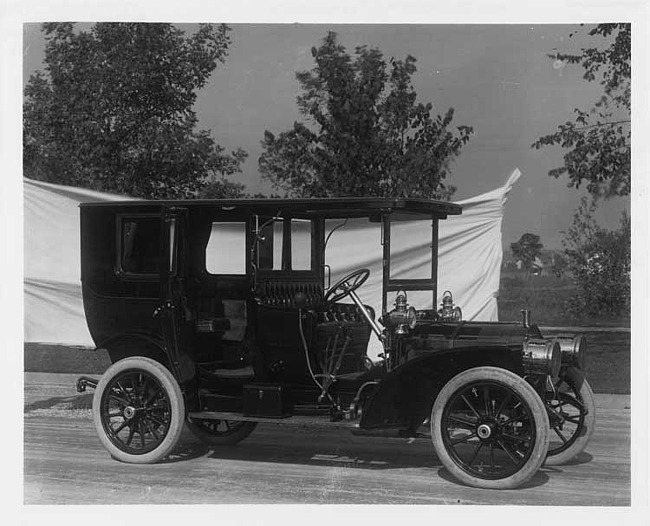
[325,268,370,303]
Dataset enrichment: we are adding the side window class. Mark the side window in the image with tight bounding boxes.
[291,219,312,270]
[119,216,161,274]
[206,222,247,275]
[257,218,313,271]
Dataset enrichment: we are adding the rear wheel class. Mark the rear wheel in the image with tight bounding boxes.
[431,367,549,489]
[544,367,596,465]
[92,357,185,464]
[185,418,257,446]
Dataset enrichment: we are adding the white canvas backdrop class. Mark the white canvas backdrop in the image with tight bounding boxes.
[24,169,520,346]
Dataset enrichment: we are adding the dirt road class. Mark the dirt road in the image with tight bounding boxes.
[23,373,631,505]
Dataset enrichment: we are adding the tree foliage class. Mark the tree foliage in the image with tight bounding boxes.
[24,23,247,199]
[562,197,630,319]
[259,32,473,199]
[532,23,631,199]
[510,233,544,271]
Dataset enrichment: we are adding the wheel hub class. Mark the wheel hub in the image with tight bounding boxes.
[477,423,494,439]
[123,406,137,420]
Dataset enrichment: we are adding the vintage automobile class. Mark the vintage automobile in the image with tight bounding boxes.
[77,197,595,490]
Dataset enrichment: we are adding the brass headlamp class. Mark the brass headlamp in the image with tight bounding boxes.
[382,291,417,334]
[438,290,462,322]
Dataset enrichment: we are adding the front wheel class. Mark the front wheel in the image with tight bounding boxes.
[544,367,596,465]
[92,356,186,464]
[185,418,257,446]
[431,367,550,489]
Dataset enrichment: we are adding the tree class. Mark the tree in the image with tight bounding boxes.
[24,23,247,199]
[562,197,630,319]
[259,32,473,199]
[510,233,544,271]
[551,252,567,279]
[532,24,630,199]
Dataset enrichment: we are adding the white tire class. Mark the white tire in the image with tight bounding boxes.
[93,356,185,463]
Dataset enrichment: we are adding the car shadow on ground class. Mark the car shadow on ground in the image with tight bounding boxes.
[177,423,440,470]
[177,427,555,488]
[436,467,550,489]
[202,441,441,470]
[189,433,553,489]
[541,452,594,472]
[156,441,212,464]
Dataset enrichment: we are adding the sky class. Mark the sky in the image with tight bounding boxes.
[21,21,632,249]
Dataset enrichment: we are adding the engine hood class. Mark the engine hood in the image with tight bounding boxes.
[409,318,544,350]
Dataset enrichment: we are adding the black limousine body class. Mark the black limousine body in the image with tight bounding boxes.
[77,197,594,489]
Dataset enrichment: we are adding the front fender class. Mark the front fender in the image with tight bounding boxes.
[359,346,523,430]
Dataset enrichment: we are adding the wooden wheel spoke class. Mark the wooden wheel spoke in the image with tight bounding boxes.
[496,438,521,464]
[149,414,167,428]
[501,431,531,445]
[501,413,530,426]
[139,422,146,448]
[109,392,131,407]
[494,392,512,417]
[144,419,160,441]
[461,394,481,418]
[449,431,478,446]
[482,385,491,416]
[448,414,477,428]
[115,381,133,402]
[553,426,568,444]
[467,441,484,467]
[125,425,136,446]
[113,419,129,434]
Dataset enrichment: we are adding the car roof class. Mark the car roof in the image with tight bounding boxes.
[80,197,462,219]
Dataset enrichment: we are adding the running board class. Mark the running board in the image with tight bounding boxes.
[187,410,361,430]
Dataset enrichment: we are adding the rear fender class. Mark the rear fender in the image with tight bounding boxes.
[359,346,523,430]
[96,332,169,367]
[96,332,197,394]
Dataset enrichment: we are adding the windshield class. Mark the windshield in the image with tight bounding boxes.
[324,214,439,314]
[324,218,382,286]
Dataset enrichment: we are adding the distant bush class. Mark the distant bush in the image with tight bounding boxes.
[562,198,630,319]
[498,274,576,325]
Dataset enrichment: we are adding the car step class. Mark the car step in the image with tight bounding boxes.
[188,410,361,429]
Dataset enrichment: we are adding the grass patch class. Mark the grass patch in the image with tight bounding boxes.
[498,271,630,327]
[582,332,630,394]
[499,274,575,325]
[543,329,630,394]
[25,343,111,374]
